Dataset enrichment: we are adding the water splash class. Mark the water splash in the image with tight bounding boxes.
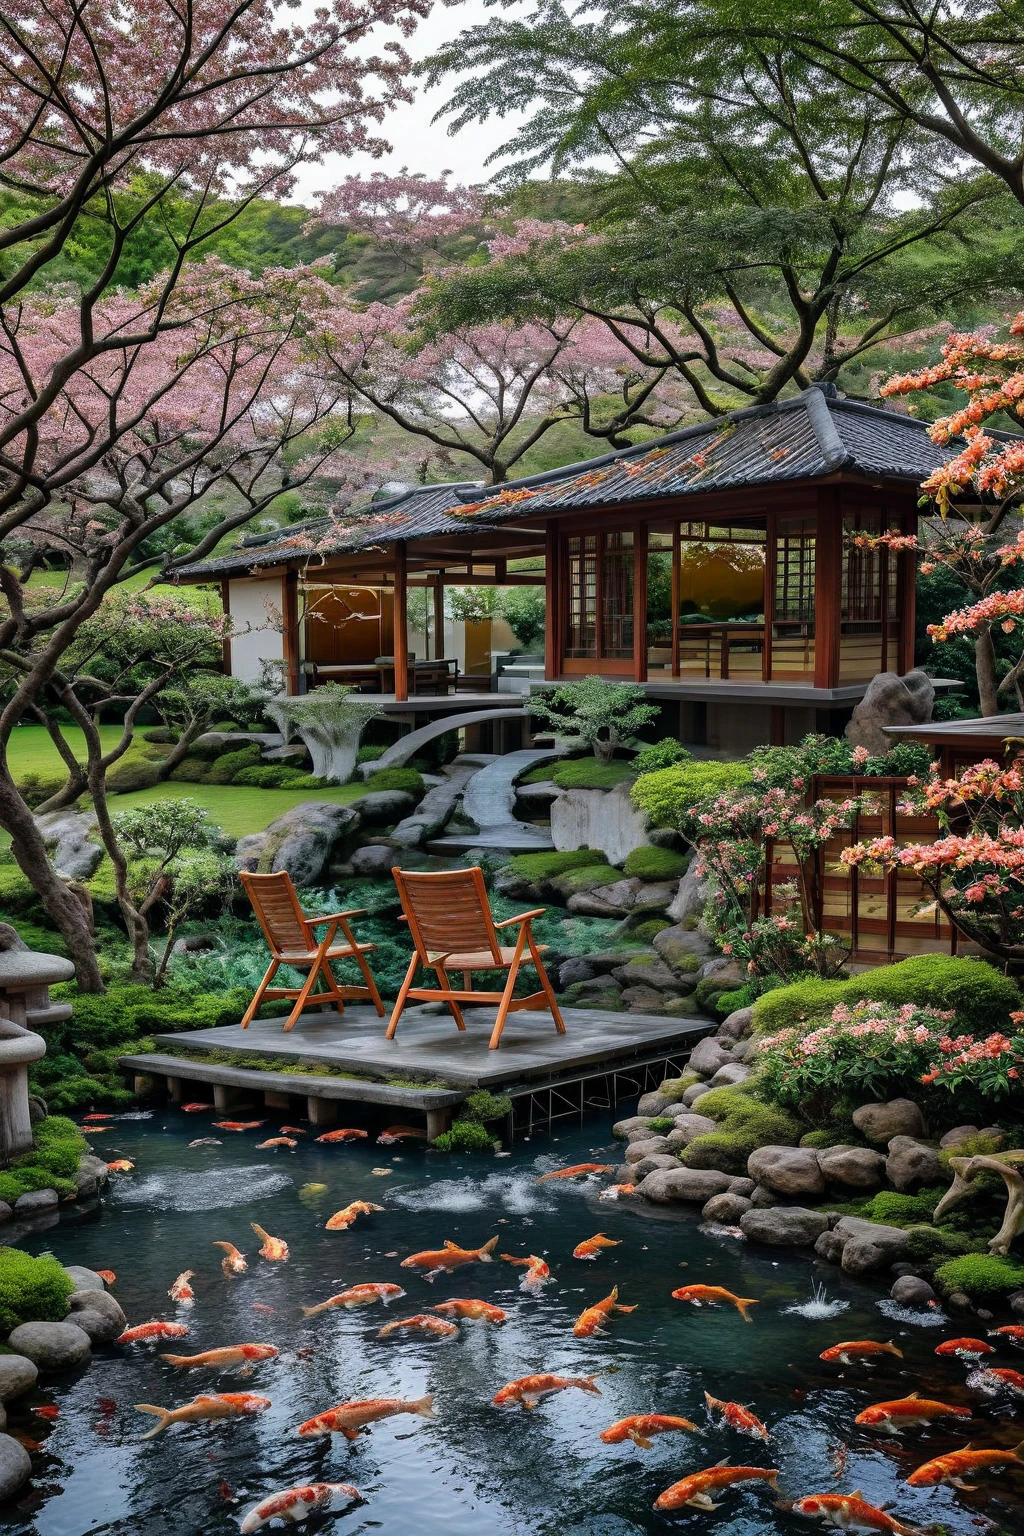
[111,1164,292,1212]
[393,1172,554,1216]
[783,1281,850,1320]
[876,1298,948,1328]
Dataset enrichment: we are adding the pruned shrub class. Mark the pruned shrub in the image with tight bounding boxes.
[934,1253,1024,1300]
[168,757,209,783]
[106,753,162,794]
[205,744,262,784]
[0,1249,73,1333]
[632,739,691,775]
[233,764,298,788]
[432,1120,496,1152]
[631,760,753,828]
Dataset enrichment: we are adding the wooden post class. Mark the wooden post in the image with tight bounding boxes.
[432,577,445,662]
[544,523,558,681]
[213,1083,248,1113]
[306,1096,338,1127]
[166,1076,184,1104]
[814,489,842,689]
[426,1108,450,1140]
[671,523,681,678]
[763,511,775,681]
[633,522,648,683]
[282,570,301,695]
[220,581,232,676]
[393,542,408,702]
[263,1090,291,1111]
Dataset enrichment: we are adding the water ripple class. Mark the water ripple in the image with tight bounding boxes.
[110,1163,292,1211]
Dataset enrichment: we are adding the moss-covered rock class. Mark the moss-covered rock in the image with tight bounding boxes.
[0,1250,74,1334]
[622,845,690,882]
[934,1253,1024,1300]
[508,849,611,884]
[679,1084,801,1173]
[660,1073,700,1102]
[752,955,1020,1036]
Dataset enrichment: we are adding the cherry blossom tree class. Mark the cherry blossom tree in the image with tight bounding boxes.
[0,0,430,988]
[310,170,486,273]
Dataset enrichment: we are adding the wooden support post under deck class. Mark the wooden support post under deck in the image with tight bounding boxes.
[544,523,558,680]
[306,1096,338,1127]
[393,542,408,701]
[166,1076,184,1104]
[263,1090,291,1111]
[432,577,445,662]
[426,1108,450,1141]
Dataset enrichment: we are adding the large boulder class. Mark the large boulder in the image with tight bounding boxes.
[35,809,102,881]
[0,1435,31,1500]
[891,1275,937,1308]
[567,879,644,918]
[683,1083,712,1106]
[624,1136,672,1164]
[845,668,935,757]
[666,862,713,925]
[702,1192,753,1225]
[709,1062,752,1089]
[666,1113,718,1148]
[63,1265,106,1294]
[612,1116,652,1140]
[357,790,416,825]
[688,1037,733,1078]
[550,780,650,865]
[885,1136,943,1191]
[349,843,398,879]
[558,958,596,989]
[816,1145,887,1191]
[716,1006,754,1042]
[834,1215,910,1274]
[939,1125,981,1150]
[741,1206,829,1247]
[653,924,711,975]
[68,1289,127,1345]
[14,1189,58,1217]
[631,1153,682,1180]
[235,802,361,886]
[613,957,691,995]
[852,1099,927,1143]
[747,1145,826,1198]
[637,1091,672,1117]
[8,1321,91,1371]
[0,1356,37,1402]
[637,1166,734,1204]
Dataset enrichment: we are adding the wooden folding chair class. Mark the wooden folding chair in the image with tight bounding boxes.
[387,866,565,1051]
[239,870,385,1032]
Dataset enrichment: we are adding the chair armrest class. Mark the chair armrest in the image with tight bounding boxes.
[494,908,546,928]
[307,910,365,927]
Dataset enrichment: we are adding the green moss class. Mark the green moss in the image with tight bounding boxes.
[205,744,262,784]
[0,1249,74,1333]
[904,1226,975,1267]
[233,764,302,788]
[509,849,610,882]
[432,1121,496,1152]
[934,1253,1024,1300]
[938,1134,1006,1167]
[549,865,617,895]
[630,760,753,828]
[647,1117,676,1134]
[799,1129,846,1149]
[461,1091,512,1124]
[679,1084,801,1172]
[364,767,425,799]
[752,955,1020,1036]
[630,917,672,943]
[660,1072,699,1101]
[859,1188,942,1225]
[522,757,636,791]
[713,983,759,1017]
[622,845,689,881]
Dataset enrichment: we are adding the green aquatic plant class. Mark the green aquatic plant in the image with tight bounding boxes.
[432,1121,496,1153]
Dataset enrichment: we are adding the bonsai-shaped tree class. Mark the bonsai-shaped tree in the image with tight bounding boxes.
[529,675,659,764]
[265,684,384,783]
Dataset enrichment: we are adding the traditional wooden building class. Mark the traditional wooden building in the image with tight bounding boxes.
[175,384,961,752]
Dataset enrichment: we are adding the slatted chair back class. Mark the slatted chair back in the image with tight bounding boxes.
[392,866,501,964]
[240,870,310,955]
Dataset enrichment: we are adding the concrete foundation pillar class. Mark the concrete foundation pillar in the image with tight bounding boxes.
[306,1096,338,1127]
[133,1073,157,1098]
[166,1076,184,1104]
[426,1108,450,1140]
[263,1091,291,1111]
[213,1083,248,1112]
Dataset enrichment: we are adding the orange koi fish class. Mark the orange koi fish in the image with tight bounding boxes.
[906,1442,1024,1490]
[705,1392,770,1440]
[324,1201,385,1231]
[96,1270,117,1285]
[501,1253,552,1293]
[169,1271,195,1306]
[160,1343,279,1372]
[106,1159,134,1172]
[672,1285,759,1322]
[970,1366,1024,1397]
[256,1137,297,1150]
[297,1395,433,1439]
[213,1241,247,1276]
[240,1483,361,1533]
[599,1183,635,1201]
[300,1282,404,1317]
[600,1414,699,1448]
[573,1233,621,1261]
[536,1163,613,1183]
[934,1337,993,1359]
[792,1492,924,1534]
[654,1463,779,1511]
[251,1304,276,1315]
[574,1285,636,1338]
[854,1393,972,1432]
[314,1128,367,1144]
[250,1223,288,1261]
[10,1432,41,1452]
[990,1325,1024,1345]
[401,1235,499,1282]
[182,1103,212,1112]
[134,1391,271,1438]
[84,1113,112,1122]
[280,1125,306,1136]
[820,1341,903,1366]
[377,1125,427,1145]
[377,1314,459,1340]
[118,1321,190,1345]
[34,1406,59,1422]
[433,1299,506,1324]
[493,1373,601,1409]
[213,1121,264,1132]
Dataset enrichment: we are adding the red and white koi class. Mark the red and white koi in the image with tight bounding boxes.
[493,1373,601,1409]
[134,1391,270,1438]
[168,1271,195,1306]
[297,1395,433,1439]
[501,1253,552,1294]
[240,1483,361,1533]
[704,1391,770,1440]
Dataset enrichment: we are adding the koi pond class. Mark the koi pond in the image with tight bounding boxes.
[4,1109,1021,1535]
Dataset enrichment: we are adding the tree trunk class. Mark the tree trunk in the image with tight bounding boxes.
[593,730,616,764]
[0,769,103,989]
[158,719,206,778]
[976,624,1000,716]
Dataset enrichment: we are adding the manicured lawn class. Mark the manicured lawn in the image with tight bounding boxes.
[106,780,366,838]
[6,725,127,775]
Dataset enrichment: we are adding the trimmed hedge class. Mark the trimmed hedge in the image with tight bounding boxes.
[432,1121,496,1152]
[0,1115,88,1204]
[204,744,262,784]
[934,1253,1024,1300]
[622,845,689,881]
[0,1249,73,1333]
[630,760,753,828]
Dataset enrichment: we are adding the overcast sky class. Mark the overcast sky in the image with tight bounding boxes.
[292,0,530,205]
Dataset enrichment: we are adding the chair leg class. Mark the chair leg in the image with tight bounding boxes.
[352,948,386,1017]
[283,960,326,1033]
[435,964,467,1030]
[241,960,279,1028]
[489,926,528,1050]
[320,959,347,1017]
[386,955,419,1040]
[529,932,566,1035]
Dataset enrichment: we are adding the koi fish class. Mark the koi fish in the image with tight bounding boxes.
[432,1299,506,1324]
[34,1406,59,1422]
[989,1325,1024,1346]
[96,1270,116,1285]
[324,1201,385,1231]
[280,1126,306,1136]
[654,1462,779,1511]
[705,1392,770,1440]
[188,1139,222,1148]
[251,1304,276,1315]
[134,1391,271,1438]
[84,1113,112,1122]
[599,1183,635,1201]
[573,1233,621,1261]
[169,1271,195,1305]
[213,1121,264,1132]
[854,1393,972,1432]
[118,1321,190,1345]
[906,1442,1024,1490]
[314,1128,367,1144]
[791,1491,924,1533]
[493,1373,601,1409]
[240,1483,361,1533]
[672,1284,759,1322]
[376,1315,459,1340]
[160,1343,280,1372]
[300,1283,405,1317]
[934,1337,993,1359]
[10,1432,41,1452]
[256,1137,297,1150]
[501,1253,552,1293]
[401,1235,499,1281]
[297,1395,433,1439]
[968,1366,1024,1397]
[182,1103,212,1112]
[213,1241,247,1276]
[574,1285,636,1338]
[377,1125,427,1144]
[250,1223,288,1261]
[820,1341,903,1366]
[600,1414,699,1449]
[535,1163,613,1183]
[106,1159,134,1172]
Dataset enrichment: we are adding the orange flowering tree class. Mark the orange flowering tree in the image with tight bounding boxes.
[867,315,1024,714]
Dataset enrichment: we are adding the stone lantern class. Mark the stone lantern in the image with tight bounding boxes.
[0,927,72,1159]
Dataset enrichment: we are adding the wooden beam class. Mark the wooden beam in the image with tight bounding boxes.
[633,522,648,683]
[432,577,445,661]
[282,570,300,695]
[393,541,408,702]
[814,488,842,690]
[544,523,558,680]
[220,580,232,676]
